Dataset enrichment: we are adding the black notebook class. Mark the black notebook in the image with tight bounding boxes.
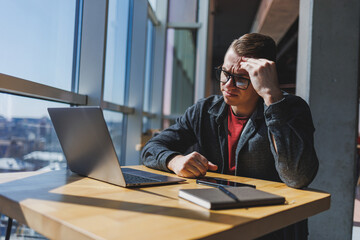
[178,187,285,210]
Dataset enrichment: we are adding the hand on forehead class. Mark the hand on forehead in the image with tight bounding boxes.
[227,56,248,75]
[239,57,276,73]
[223,54,245,73]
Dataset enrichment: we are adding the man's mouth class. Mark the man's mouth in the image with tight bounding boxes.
[223,91,237,97]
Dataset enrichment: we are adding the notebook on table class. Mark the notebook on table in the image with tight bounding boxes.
[48,107,186,187]
[179,187,285,210]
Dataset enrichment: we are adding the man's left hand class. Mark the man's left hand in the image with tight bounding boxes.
[240,57,283,106]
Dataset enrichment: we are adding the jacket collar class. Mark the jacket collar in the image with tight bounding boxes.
[207,96,228,124]
[208,95,264,124]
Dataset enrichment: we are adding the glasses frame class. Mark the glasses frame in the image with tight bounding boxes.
[214,65,250,90]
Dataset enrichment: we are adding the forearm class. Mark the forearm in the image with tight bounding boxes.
[141,120,197,172]
[268,126,318,188]
[261,88,284,107]
[265,96,319,188]
[141,142,180,172]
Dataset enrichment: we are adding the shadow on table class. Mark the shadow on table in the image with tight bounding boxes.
[0,170,254,226]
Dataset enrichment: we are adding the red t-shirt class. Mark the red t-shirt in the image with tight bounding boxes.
[227,108,249,175]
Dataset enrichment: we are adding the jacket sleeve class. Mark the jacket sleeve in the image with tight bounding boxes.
[141,104,199,172]
[264,95,319,188]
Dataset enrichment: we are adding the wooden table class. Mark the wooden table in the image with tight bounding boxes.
[0,166,330,240]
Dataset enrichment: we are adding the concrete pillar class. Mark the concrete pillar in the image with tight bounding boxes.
[296,0,359,239]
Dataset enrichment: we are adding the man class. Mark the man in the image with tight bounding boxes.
[141,33,318,239]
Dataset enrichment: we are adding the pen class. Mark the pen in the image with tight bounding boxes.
[217,185,240,202]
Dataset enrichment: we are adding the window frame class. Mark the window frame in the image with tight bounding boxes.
[0,0,211,166]
[161,2,203,122]
[0,0,136,164]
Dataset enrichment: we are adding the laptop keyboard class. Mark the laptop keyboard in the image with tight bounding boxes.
[123,173,160,184]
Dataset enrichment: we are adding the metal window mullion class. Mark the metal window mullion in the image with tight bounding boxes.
[124,0,148,165]
[147,2,160,26]
[150,0,168,130]
[119,0,135,166]
[166,22,201,29]
[71,0,84,93]
[0,73,87,105]
[101,100,135,114]
[142,111,156,118]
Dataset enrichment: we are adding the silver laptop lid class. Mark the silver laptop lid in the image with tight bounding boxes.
[48,107,127,187]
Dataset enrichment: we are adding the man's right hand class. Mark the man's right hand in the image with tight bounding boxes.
[166,152,218,178]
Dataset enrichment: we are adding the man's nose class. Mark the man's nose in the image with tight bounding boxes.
[224,76,235,88]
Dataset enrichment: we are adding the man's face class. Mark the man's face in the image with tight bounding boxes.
[220,48,259,108]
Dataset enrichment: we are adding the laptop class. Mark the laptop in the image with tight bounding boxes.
[47,106,186,187]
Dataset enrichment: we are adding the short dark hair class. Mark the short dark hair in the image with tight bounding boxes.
[229,33,277,62]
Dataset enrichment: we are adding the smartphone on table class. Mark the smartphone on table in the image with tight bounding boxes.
[196,176,256,188]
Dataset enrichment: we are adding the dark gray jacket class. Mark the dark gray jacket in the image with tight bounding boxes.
[142,93,318,189]
[142,93,318,239]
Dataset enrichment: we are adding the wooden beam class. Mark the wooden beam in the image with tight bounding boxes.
[251,0,299,43]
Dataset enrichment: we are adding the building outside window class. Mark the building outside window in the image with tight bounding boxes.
[0,94,67,172]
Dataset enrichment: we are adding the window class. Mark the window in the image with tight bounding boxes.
[0,0,156,238]
[163,29,197,116]
[0,93,67,172]
[103,0,131,105]
[0,0,77,91]
[168,0,197,23]
[0,1,212,237]
[143,19,156,133]
[143,20,155,113]
[163,0,199,126]
[148,0,157,11]
[103,110,124,161]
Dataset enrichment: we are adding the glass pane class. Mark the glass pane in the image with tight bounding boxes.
[163,29,196,115]
[104,0,131,105]
[0,1,76,91]
[103,110,123,162]
[143,117,150,134]
[168,0,197,23]
[148,0,157,11]
[0,93,67,172]
[143,20,155,113]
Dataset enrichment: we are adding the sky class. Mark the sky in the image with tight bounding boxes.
[0,0,157,120]
[0,0,135,119]
[0,0,75,119]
